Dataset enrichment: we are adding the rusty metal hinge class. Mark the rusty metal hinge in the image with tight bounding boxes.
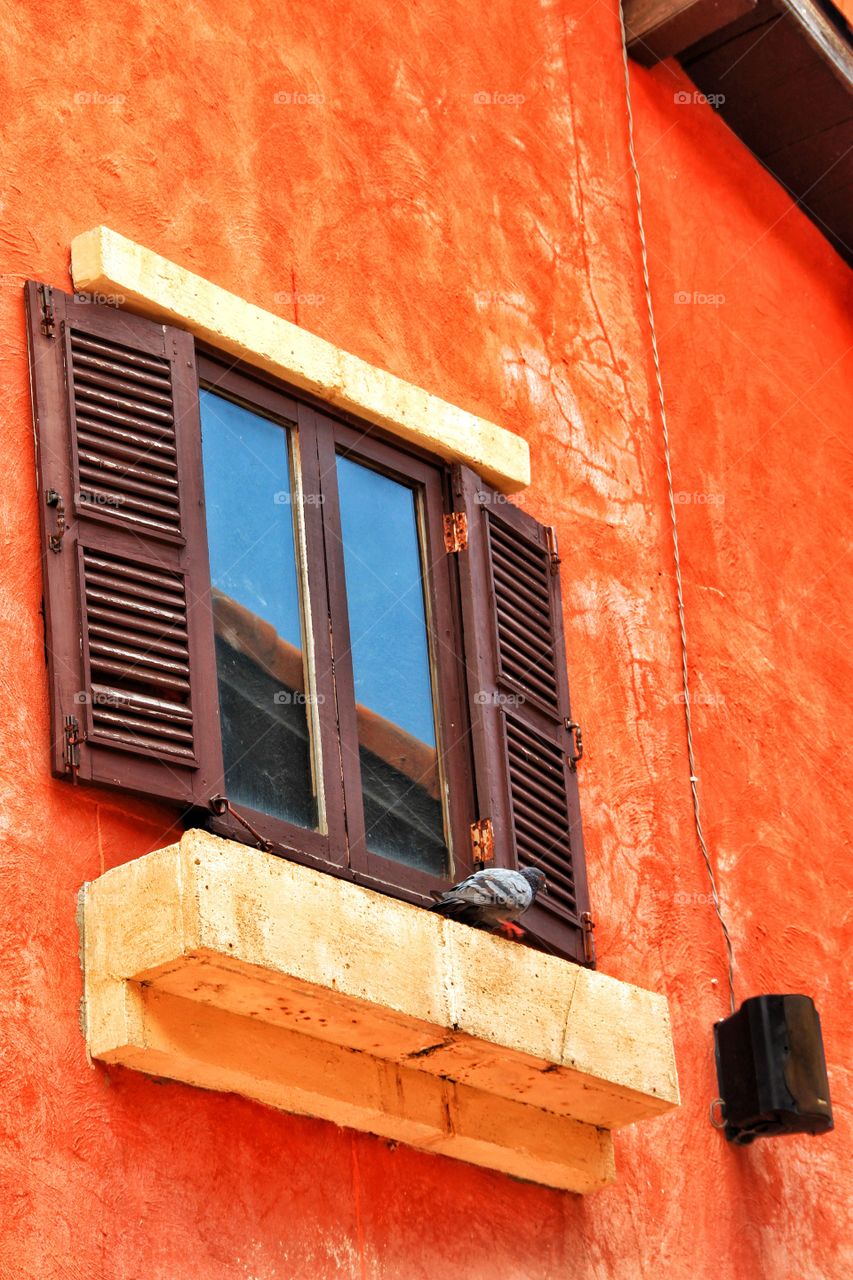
[38,283,55,338]
[470,817,494,864]
[581,911,596,966]
[63,714,81,781]
[546,526,561,575]
[443,512,468,553]
[566,719,583,771]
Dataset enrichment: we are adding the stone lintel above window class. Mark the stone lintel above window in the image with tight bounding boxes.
[70,226,531,494]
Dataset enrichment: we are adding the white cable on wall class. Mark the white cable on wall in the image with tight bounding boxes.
[616,1,737,1014]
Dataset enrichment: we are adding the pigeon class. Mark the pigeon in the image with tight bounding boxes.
[429,867,546,938]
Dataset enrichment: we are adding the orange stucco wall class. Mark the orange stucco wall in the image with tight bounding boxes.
[1,2,850,1277]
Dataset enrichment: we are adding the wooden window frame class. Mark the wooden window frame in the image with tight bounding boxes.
[26,285,590,961]
[197,353,477,905]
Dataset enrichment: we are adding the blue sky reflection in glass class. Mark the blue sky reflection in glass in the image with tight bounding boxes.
[199,388,317,830]
[336,455,437,746]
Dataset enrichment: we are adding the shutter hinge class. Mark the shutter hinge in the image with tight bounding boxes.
[546,526,561,575]
[63,714,81,782]
[443,512,468,553]
[470,817,494,864]
[566,719,583,771]
[38,283,55,338]
[581,911,596,966]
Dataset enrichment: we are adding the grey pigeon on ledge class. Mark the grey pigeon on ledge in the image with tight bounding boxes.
[429,867,546,937]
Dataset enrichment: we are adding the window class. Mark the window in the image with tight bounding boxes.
[195,356,473,899]
[25,283,591,960]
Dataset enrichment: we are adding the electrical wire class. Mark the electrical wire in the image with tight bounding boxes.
[616,2,737,1015]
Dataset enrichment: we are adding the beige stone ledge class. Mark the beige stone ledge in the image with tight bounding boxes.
[79,830,679,1193]
[70,226,531,494]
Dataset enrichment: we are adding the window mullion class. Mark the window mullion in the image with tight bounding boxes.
[300,404,368,870]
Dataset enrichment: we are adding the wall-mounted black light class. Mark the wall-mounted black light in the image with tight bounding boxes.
[714,995,833,1145]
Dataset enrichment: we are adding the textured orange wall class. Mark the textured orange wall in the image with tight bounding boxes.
[0,1,850,1277]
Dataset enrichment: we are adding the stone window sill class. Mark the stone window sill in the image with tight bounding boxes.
[79,830,679,1193]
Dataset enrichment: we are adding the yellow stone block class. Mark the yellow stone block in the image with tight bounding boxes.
[71,226,531,493]
[79,831,679,1193]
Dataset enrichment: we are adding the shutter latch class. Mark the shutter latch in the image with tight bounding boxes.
[546,526,561,574]
[63,714,81,782]
[38,283,55,338]
[566,719,583,771]
[210,794,276,853]
[470,817,494,864]
[581,911,596,966]
[45,489,66,552]
[443,512,468,553]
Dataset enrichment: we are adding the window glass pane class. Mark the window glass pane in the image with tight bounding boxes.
[336,454,447,875]
[200,388,319,830]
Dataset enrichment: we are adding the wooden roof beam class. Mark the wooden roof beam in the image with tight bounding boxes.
[623,0,759,66]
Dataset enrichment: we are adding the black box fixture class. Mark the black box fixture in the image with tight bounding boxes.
[714,995,833,1145]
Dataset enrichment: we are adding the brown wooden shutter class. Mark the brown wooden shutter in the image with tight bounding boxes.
[25,283,223,807]
[452,465,591,963]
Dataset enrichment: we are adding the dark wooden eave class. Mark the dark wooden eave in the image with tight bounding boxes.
[623,0,853,262]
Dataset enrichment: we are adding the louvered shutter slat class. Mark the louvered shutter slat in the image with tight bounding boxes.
[66,325,184,536]
[26,283,223,807]
[452,465,591,964]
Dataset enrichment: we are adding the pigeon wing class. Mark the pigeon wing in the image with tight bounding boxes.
[430,868,534,923]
